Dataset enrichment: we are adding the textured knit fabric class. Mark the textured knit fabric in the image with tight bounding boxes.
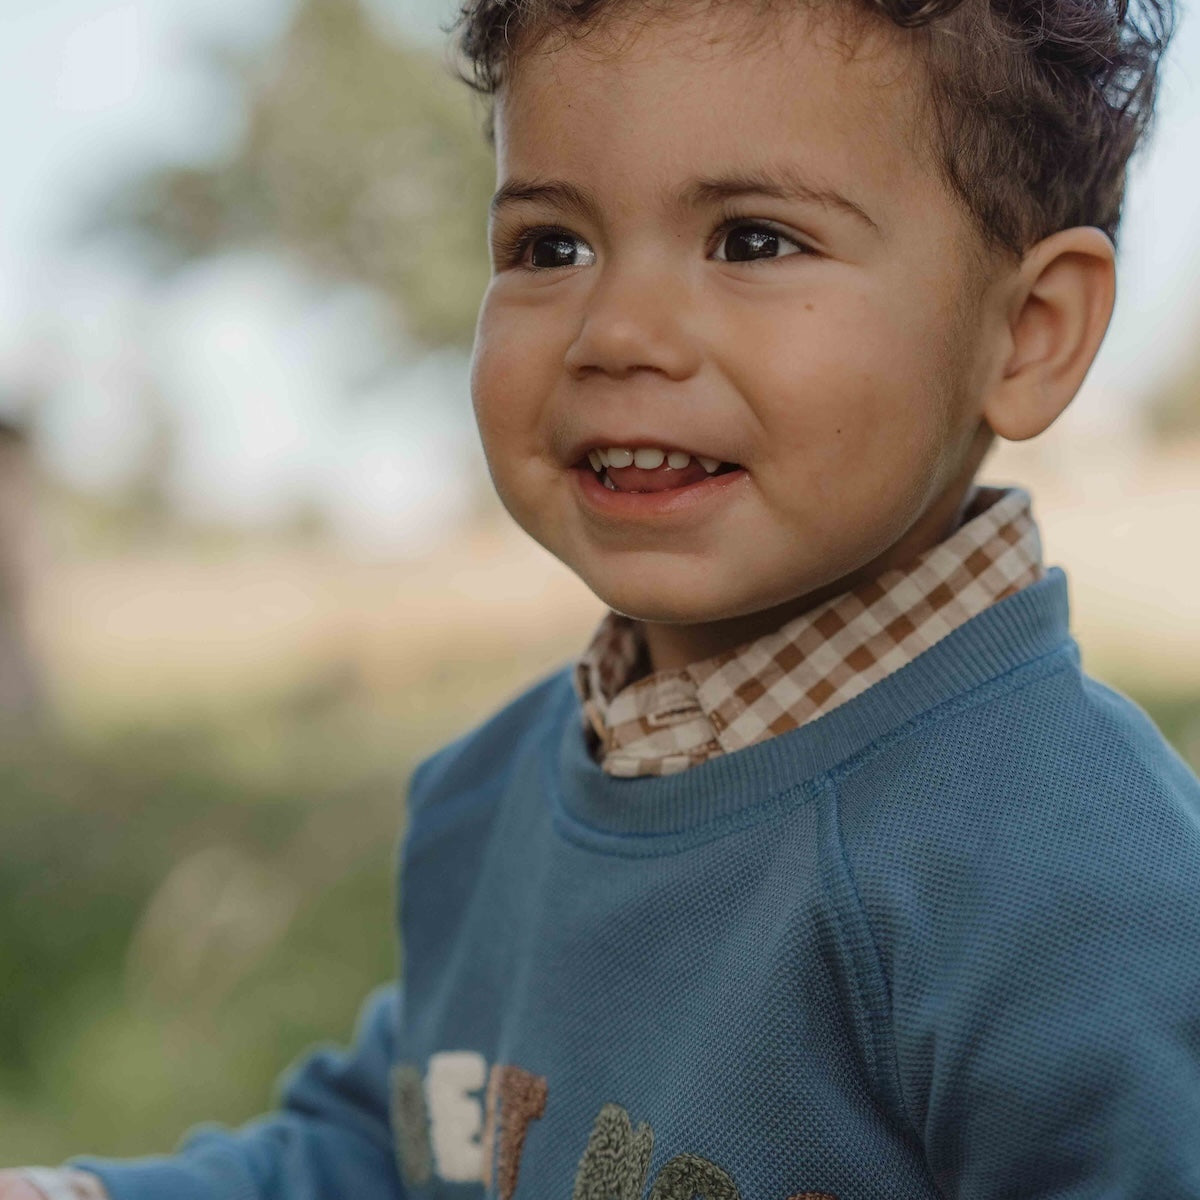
[574,483,1044,776]
[70,566,1200,1199]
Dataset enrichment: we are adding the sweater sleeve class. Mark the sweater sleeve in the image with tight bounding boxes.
[858,764,1200,1195]
[65,984,405,1200]
[914,862,1200,1195]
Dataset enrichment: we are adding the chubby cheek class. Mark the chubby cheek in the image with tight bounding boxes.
[470,307,585,566]
[754,301,945,467]
[732,315,950,569]
[470,306,551,483]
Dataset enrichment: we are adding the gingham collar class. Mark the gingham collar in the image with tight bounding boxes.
[572,484,1045,777]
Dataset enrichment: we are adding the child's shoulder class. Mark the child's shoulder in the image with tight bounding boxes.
[850,642,1194,810]
[834,662,1200,1183]
[838,652,1200,918]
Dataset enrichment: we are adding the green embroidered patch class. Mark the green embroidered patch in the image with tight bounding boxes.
[646,1153,741,1200]
[571,1102,655,1200]
[389,1062,434,1186]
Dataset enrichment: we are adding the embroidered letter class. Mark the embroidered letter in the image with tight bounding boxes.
[479,1063,549,1199]
[572,1102,655,1200]
[390,1063,433,1186]
[426,1049,488,1182]
[647,1153,741,1200]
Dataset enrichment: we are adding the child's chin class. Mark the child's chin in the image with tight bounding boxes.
[587,581,742,628]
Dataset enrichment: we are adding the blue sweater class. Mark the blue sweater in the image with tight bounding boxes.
[75,565,1200,1198]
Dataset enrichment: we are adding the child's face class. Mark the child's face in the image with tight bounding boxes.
[471,2,1007,671]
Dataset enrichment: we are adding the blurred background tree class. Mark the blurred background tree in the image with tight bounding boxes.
[86,0,494,355]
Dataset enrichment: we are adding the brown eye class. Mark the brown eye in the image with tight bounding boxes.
[714,223,805,263]
[529,233,596,269]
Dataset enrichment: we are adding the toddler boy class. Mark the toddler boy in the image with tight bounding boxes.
[6,0,1197,1192]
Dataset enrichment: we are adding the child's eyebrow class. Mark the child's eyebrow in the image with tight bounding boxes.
[490,167,879,233]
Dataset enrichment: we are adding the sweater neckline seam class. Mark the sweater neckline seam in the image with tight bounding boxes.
[548,638,1077,856]
[825,637,1077,786]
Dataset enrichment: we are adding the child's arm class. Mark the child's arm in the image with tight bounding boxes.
[878,769,1200,1192]
[4,984,406,1200]
[913,887,1200,1194]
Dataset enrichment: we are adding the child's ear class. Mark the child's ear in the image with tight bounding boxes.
[981,226,1116,443]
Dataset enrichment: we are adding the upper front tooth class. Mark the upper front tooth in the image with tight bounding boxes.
[587,450,603,471]
[599,446,716,470]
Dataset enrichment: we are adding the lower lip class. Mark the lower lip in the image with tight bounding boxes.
[571,464,749,520]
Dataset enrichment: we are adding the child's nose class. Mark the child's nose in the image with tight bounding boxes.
[562,261,702,382]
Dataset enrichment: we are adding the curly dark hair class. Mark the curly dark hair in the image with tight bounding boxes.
[444,0,1175,258]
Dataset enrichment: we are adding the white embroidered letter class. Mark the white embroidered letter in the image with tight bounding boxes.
[426,1049,488,1181]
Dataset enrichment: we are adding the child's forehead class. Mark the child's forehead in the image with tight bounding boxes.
[494,3,933,211]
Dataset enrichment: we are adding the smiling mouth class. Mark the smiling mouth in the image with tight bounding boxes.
[575,449,742,493]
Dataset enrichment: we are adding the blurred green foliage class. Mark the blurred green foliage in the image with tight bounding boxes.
[0,674,1196,1164]
[0,686,432,1164]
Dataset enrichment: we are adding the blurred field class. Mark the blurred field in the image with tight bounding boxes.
[0,433,1196,1165]
[30,510,602,730]
[989,431,1200,693]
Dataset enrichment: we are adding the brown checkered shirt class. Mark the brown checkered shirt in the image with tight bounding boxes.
[572,484,1045,777]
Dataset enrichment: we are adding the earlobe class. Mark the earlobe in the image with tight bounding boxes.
[982,226,1116,443]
